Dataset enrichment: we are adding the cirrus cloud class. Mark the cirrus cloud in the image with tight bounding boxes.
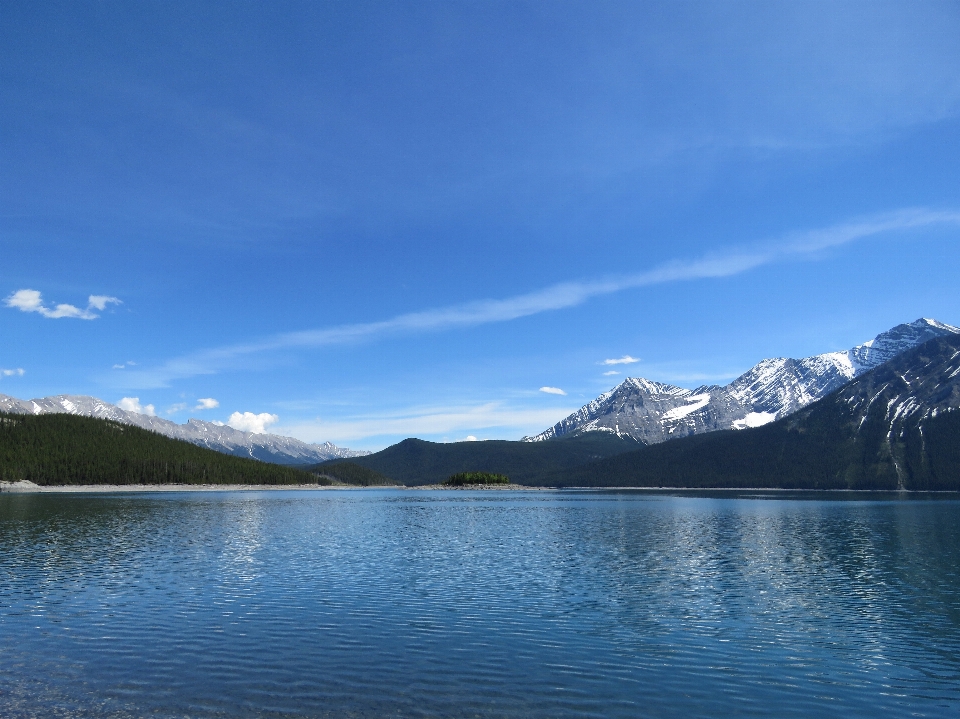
[108,208,960,390]
[275,401,577,445]
[539,386,567,395]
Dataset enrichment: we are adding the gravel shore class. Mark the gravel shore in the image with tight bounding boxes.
[0,480,548,493]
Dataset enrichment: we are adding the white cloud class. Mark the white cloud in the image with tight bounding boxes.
[111,208,960,389]
[4,289,121,320]
[87,295,122,311]
[1,368,25,377]
[602,370,620,376]
[228,411,279,434]
[463,435,478,442]
[195,397,219,410]
[112,364,126,369]
[603,355,640,365]
[5,289,45,313]
[166,403,188,414]
[539,386,567,395]
[117,397,156,416]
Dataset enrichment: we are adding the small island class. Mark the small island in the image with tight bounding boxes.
[444,471,511,486]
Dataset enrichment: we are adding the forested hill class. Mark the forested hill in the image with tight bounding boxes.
[313,432,641,486]
[0,412,325,486]
[548,334,960,490]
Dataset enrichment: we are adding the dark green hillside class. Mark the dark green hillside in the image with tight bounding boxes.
[0,412,325,486]
[312,461,396,486]
[313,432,641,486]
[550,335,960,490]
[545,413,871,489]
[550,404,960,490]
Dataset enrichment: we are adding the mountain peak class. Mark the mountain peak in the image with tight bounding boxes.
[919,317,959,331]
[847,317,959,370]
[620,377,690,396]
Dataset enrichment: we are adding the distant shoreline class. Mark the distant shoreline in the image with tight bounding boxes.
[3,480,956,494]
[0,480,544,493]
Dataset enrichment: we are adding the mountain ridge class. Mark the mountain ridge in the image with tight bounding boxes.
[0,393,367,465]
[524,318,960,444]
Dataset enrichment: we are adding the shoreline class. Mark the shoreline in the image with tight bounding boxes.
[2,480,956,494]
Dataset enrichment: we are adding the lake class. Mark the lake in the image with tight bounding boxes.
[1,489,959,717]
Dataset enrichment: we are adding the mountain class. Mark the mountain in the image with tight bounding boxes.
[0,394,367,465]
[315,432,641,486]
[0,411,325,486]
[524,318,960,444]
[547,333,960,490]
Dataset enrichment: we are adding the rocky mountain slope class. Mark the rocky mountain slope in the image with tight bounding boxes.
[525,318,960,444]
[0,394,366,465]
[549,333,960,490]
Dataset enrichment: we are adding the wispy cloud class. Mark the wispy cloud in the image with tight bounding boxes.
[539,386,567,395]
[276,402,577,444]
[602,370,620,376]
[195,397,219,410]
[1,368,25,377]
[116,207,960,389]
[5,289,121,320]
[165,402,188,415]
[602,355,640,365]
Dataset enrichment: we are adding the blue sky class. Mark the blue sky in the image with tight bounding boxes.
[2,1,960,450]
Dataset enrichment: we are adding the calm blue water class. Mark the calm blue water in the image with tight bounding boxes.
[2,489,960,718]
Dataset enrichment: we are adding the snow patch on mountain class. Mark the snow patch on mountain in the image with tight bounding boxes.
[732,412,777,429]
[661,394,711,421]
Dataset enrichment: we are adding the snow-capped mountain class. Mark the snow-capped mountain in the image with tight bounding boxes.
[551,333,960,490]
[0,394,367,465]
[524,318,960,444]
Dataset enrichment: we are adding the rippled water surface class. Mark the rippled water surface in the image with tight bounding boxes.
[2,489,960,717]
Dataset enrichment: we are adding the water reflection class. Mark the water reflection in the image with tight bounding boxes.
[1,490,959,717]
